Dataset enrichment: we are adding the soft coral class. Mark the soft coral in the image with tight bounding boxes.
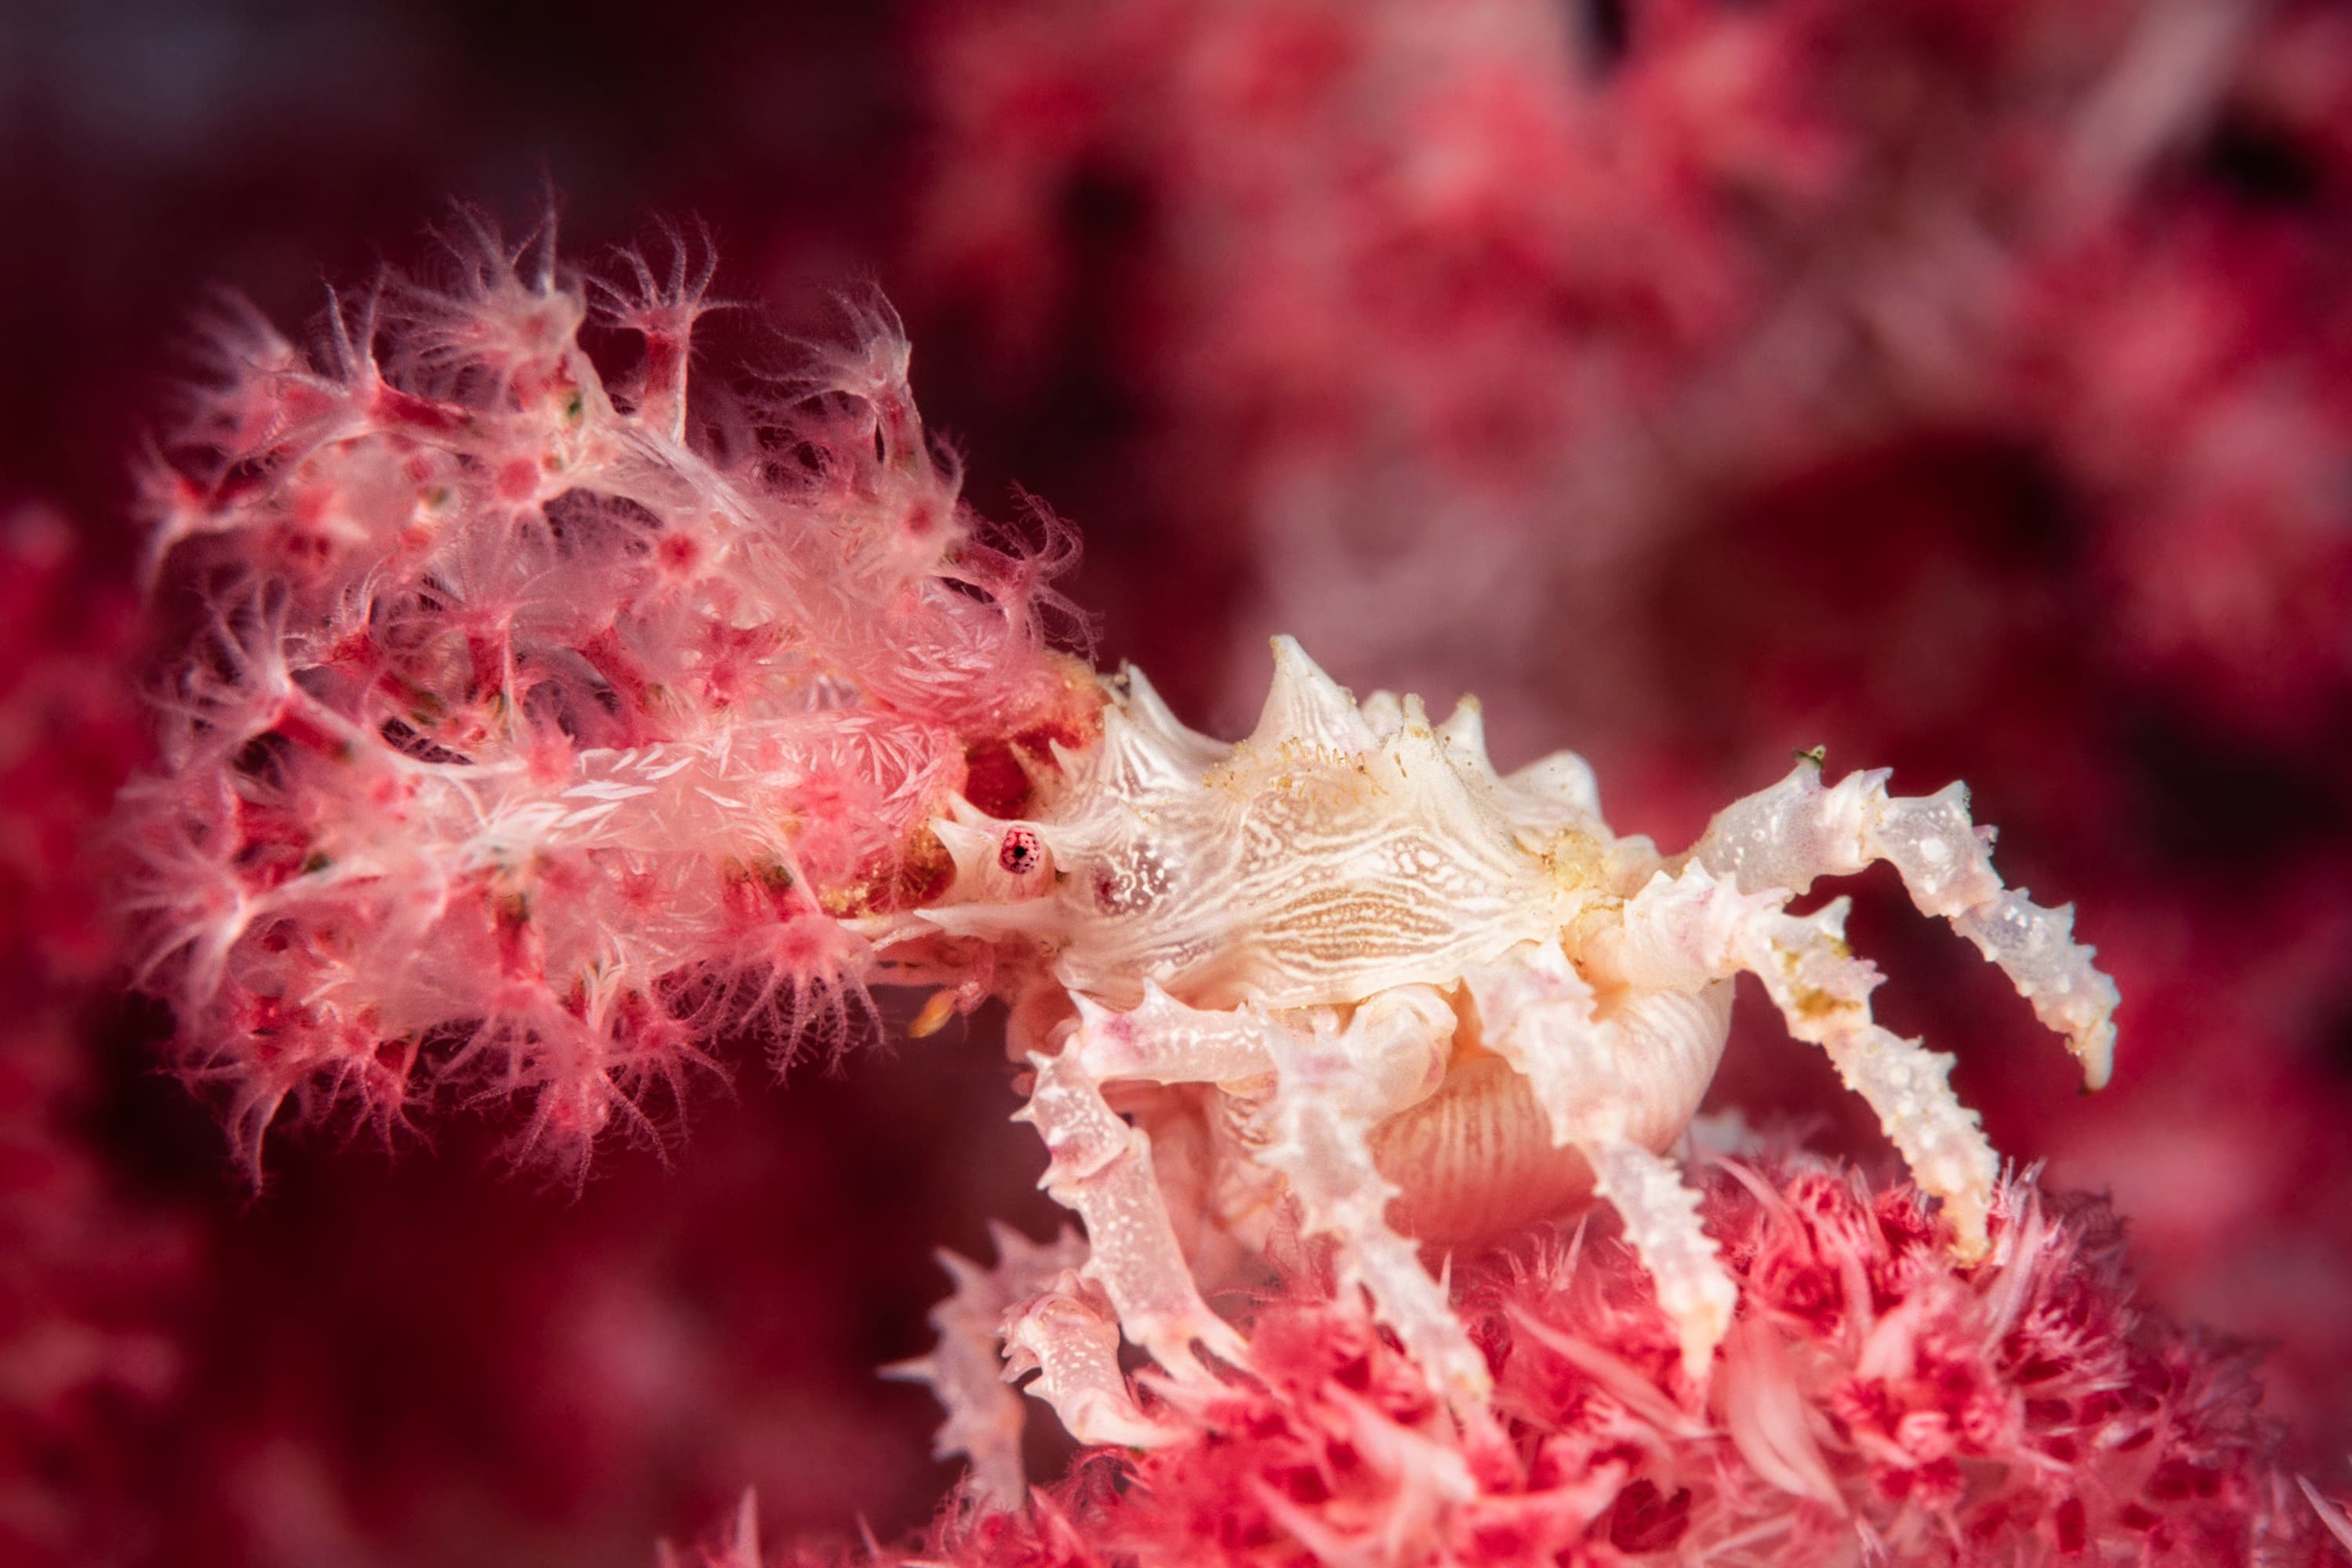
[898,1156,2342,1567]
[118,216,1092,1181]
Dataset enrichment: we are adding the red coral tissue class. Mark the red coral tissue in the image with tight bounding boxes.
[867,1156,2341,1568]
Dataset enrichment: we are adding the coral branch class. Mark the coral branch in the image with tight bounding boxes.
[119,218,1091,1177]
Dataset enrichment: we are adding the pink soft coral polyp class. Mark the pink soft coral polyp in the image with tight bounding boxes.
[907,1156,2338,1568]
[118,215,1091,1181]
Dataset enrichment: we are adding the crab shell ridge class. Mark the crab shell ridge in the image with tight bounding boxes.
[924,637,1726,1245]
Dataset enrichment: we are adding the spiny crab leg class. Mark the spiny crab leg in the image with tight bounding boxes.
[1065,981,1282,1087]
[1001,1269,1173,1453]
[1618,865,2006,1261]
[1462,946,1739,1381]
[1250,987,1494,1410]
[1052,982,1493,1412]
[1691,757,2120,1090]
[1015,1031,1251,1386]
[883,1222,1102,1507]
[1749,898,2003,1257]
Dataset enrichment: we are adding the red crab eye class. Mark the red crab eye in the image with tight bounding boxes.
[998,826,1045,875]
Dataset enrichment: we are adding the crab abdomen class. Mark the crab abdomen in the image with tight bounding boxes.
[1370,983,1733,1246]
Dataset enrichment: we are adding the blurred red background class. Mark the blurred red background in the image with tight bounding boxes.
[3,2,2348,1563]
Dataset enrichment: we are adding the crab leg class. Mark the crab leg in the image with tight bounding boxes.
[1583,1135,1739,1376]
[1463,945,1739,1379]
[1691,758,2119,1089]
[1001,1269,1173,1451]
[1619,866,2005,1261]
[1253,986,1493,1407]
[1016,1042,1250,1385]
[1741,895,2002,1260]
[883,1222,1102,1506]
[1065,980,1280,1086]
[1057,982,1486,1406]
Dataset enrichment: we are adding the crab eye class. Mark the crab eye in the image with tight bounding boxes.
[998,826,1046,876]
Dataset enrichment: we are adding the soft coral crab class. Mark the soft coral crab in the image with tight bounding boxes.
[111,214,2123,1512]
[887,637,2118,1502]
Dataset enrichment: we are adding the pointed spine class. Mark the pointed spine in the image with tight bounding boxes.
[1250,635,1375,753]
